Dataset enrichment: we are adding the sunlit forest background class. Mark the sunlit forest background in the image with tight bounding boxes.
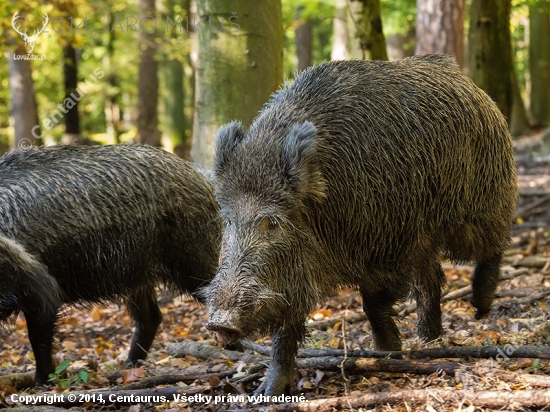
[0,0,549,167]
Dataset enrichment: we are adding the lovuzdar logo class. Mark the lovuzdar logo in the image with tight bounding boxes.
[11,11,49,55]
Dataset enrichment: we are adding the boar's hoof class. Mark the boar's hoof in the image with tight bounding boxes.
[254,370,293,396]
[205,323,242,344]
[474,307,491,320]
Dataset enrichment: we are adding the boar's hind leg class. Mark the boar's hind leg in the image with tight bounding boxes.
[414,260,445,342]
[471,253,502,319]
[125,286,163,366]
[360,288,402,351]
[24,309,57,386]
[254,327,301,396]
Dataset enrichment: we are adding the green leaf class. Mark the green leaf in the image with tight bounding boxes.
[55,359,71,374]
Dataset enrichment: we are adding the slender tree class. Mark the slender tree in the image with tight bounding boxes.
[331,0,349,60]
[63,43,81,139]
[191,0,284,168]
[8,45,41,148]
[295,6,312,71]
[415,0,465,67]
[103,12,123,144]
[161,0,189,146]
[468,0,514,122]
[137,0,161,146]
[530,0,550,125]
[348,0,388,60]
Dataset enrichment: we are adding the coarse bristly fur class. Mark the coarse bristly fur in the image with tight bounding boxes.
[0,144,221,386]
[204,54,518,396]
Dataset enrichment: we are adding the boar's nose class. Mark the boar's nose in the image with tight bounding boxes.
[206,322,243,344]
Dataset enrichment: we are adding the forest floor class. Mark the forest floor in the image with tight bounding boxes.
[3,131,550,412]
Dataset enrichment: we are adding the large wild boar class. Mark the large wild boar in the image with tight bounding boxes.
[203,55,517,395]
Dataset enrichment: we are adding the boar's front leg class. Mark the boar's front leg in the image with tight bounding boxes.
[255,326,301,396]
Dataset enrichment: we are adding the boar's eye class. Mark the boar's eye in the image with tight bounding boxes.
[268,218,279,229]
[224,217,232,226]
[259,216,279,234]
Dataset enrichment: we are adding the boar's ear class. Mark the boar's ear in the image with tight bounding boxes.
[282,121,327,203]
[214,121,246,174]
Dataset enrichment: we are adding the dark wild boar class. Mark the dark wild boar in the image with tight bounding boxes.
[204,55,517,395]
[0,145,220,385]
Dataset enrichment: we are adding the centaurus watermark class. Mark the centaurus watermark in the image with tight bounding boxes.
[11,12,48,60]
[31,68,105,139]
[13,13,240,34]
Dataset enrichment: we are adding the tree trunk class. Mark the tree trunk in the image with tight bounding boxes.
[161,0,188,146]
[331,0,349,60]
[530,0,550,125]
[8,45,42,148]
[295,6,312,71]
[510,70,531,137]
[63,44,81,138]
[468,0,514,122]
[348,0,388,60]
[104,13,123,145]
[137,0,161,146]
[387,28,416,61]
[191,0,283,168]
[415,0,465,68]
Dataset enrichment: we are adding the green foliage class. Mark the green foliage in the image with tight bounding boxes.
[48,359,91,389]
[380,0,416,36]
[281,0,334,79]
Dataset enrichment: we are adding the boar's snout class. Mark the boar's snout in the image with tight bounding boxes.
[206,322,243,345]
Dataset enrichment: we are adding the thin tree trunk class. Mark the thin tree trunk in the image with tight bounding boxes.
[331,0,349,60]
[8,45,42,148]
[387,28,415,61]
[348,0,388,60]
[191,0,283,168]
[104,13,122,145]
[530,0,550,125]
[468,0,514,122]
[137,0,161,146]
[161,0,188,146]
[510,70,531,137]
[295,6,312,71]
[63,44,80,138]
[415,0,465,68]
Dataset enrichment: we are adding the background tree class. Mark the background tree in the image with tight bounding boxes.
[62,43,81,142]
[348,0,389,60]
[191,0,284,168]
[530,0,550,126]
[295,6,312,70]
[415,0,465,67]
[160,0,189,154]
[468,0,514,122]
[136,0,161,146]
[331,0,349,60]
[8,47,41,148]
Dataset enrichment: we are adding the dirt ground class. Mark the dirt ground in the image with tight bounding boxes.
[3,131,550,411]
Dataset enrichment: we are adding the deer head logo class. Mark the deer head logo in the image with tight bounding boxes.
[11,12,49,54]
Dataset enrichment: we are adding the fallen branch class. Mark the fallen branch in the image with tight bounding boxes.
[0,371,35,390]
[296,357,459,375]
[516,193,550,219]
[120,369,237,390]
[502,255,550,268]
[242,340,402,359]
[493,289,550,310]
[263,389,550,411]
[491,370,550,388]
[243,342,550,361]
[166,340,264,364]
[168,340,460,376]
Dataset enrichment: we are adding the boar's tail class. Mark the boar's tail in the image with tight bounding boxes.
[0,235,63,317]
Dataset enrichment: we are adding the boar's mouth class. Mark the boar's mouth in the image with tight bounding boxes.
[205,322,243,345]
